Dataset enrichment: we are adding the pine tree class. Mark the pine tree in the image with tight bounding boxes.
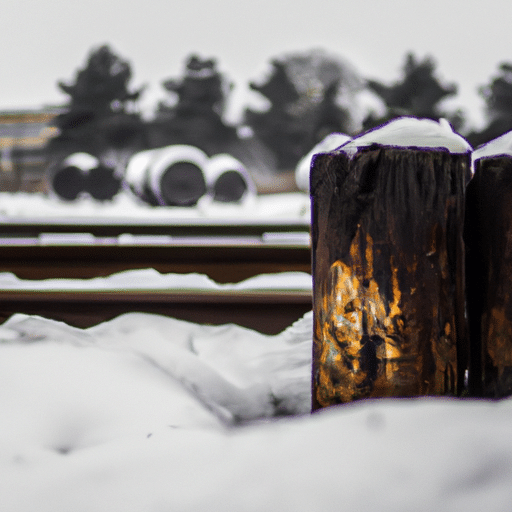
[47,45,146,200]
[481,63,512,120]
[58,44,142,120]
[150,54,236,154]
[363,53,461,131]
[50,44,146,154]
[467,62,512,147]
[244,50,358,170]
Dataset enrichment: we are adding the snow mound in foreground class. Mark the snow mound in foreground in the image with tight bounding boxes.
[1,311,512,511]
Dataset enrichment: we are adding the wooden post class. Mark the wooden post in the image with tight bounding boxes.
[310,118,471,409]
[465,135,512,397]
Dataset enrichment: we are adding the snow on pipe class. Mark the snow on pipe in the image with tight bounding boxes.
[50,152,97,201]
[148,145,209,207]
[203,153,256,204]
[123,148,164,205]
[51,152,122,201]
[295,133,352,193]
[124,146,205,206]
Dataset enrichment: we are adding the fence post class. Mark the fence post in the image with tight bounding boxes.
[465,132,512,397]
[310,117,472,410]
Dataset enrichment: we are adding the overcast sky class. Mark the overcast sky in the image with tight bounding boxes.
[1,0,511,130]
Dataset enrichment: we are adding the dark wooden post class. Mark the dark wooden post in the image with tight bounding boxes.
[310,118,471,409]
[465,137,512,398]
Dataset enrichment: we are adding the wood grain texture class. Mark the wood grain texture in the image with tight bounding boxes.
[311,145,470,408]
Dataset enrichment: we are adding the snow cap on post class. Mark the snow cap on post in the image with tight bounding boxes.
[338,116,472,156]
[472,130,512,161]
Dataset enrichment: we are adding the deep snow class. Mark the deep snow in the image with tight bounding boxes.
[1,311,512,512]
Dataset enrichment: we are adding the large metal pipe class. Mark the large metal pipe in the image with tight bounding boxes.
[149,145,209,206]
[50,152,96,201]
[203,153,256,204]
[123,148,161,205]
[125,145,209,207]
[86,164,122,201]
[50,152,122,201]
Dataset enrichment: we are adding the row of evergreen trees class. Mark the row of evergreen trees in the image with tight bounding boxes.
[48,44,512,176]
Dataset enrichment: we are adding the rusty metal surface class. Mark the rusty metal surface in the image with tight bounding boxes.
[311,146,469,408]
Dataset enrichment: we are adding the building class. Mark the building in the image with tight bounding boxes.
[0,108,62,193]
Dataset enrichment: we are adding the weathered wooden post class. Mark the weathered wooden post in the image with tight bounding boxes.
[310,117,472,409]
[465,131,512,397]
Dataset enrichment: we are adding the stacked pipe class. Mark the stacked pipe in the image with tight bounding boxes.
[124,145,255,207]
[203,153,255,205]
[50,153,122,201]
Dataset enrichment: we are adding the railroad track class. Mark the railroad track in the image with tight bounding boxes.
[0,218,312,334]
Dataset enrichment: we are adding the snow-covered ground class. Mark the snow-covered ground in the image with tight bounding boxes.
[0,189,311,221]
[2,129,512,510]
[1,310,512,511]
[0,269,312,292]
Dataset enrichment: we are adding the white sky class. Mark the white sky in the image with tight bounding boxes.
[1,0,512,130]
